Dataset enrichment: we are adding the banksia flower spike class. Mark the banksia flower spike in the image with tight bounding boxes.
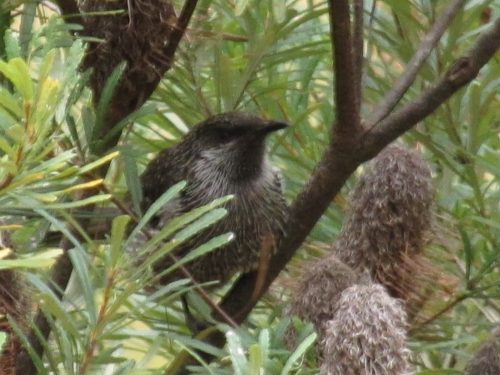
[80,0,176,103]
[334,144,434,307]
[320,283,413,375]
[288,255,358,333]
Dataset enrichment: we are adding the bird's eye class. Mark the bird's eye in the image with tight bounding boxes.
[218,130,234,142]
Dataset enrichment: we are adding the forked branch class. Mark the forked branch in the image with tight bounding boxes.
[367,0,467,127]
[207,11,500,370]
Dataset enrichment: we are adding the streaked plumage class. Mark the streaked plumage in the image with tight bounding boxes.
[140,112,288,284]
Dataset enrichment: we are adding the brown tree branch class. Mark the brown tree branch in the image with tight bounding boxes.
[367,0,466,127]
[163,0,199,67]
[172,14,500,374]
[353,0,364,111]
[90,0,199,151]
[329,0,362,134]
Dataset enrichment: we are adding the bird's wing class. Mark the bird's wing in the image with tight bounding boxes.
[140,147,182,213]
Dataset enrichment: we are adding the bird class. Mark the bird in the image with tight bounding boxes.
[140,112,289,286]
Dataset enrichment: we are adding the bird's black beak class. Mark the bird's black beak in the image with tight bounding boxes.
[262,120,289,134]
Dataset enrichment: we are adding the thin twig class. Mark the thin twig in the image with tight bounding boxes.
[367,0,466,127]
[193,29,248,42]
[410,293,469,333]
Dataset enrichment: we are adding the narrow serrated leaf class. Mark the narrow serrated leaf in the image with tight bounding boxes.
[0,58,33,100]
[226,330,248,375]
[0,249,63,269]
[111,215,131,266]
[127,181,186,243]
[120,145,142,215]
[92,61,127,152]
[281,332,317,375]
[173,208,228,244]
[78,151,120,175]
[43,194,111,209]
[68,248,97,325]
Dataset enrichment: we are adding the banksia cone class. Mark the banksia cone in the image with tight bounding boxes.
[320,283,413,375]
[288,255,357,333]
[79,0,176,137]
[465,328,500,375]
[334,144,434,306]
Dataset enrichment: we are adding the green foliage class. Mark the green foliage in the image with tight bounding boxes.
[0,0,498,374]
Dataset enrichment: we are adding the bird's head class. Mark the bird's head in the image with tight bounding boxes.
[186,112,288,182]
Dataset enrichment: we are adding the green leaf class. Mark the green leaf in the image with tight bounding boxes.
[235,0,250,16]
[172,232,233,267]
[27,275,81,338]
[3,29,21,59]
[258,329,270,366]
[0,249,63,269]
[42,194,111,209]
[92,61,127,152]
[281,332,317,375]
[78,151,120,175]
[0,136,15,158]
[127,180,186,243]
[227,330,248,375]
[248,343,263,375]
[459,226,473,283]
[0,57,34,100]
[68,248,97,325]
[173,208,229,244]
[271,2,287,23]
[100,103,157,150]
[0,332,7,351]
[110,215,131,266]
[18,1,36,58]
[120,145,143,215]
[0,86,22,118]
[34,208,85,252]
[7,315,45,372]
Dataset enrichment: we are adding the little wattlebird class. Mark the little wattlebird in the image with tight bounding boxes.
[140,112,289,288]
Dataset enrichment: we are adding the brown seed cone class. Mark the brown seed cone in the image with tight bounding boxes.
[285,255,358,349]
[288,255,358,332]
[79,0,176,133]
[334,144,434,309]
[320,283,413,375]
[465,328,500,375]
